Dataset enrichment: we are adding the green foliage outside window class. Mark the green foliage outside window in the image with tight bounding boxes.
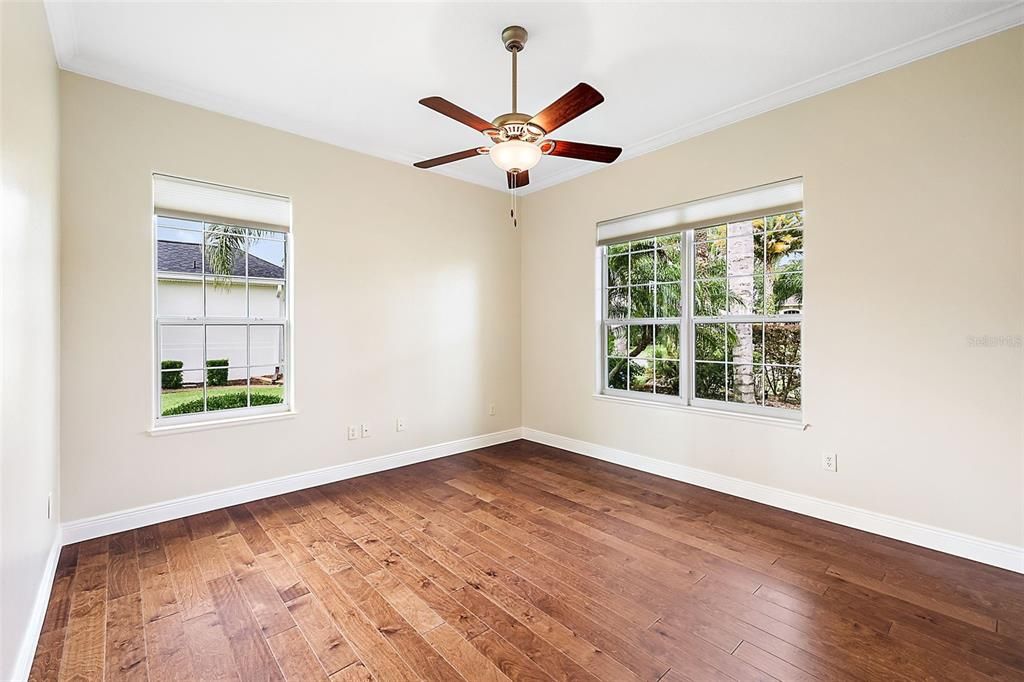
[163,390,283,416]
[206,358,229,386]
[160,360,183,389]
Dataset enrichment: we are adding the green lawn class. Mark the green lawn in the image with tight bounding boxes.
[161,385,284,413]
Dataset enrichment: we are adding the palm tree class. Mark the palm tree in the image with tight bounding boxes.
[204,223,274,286]
[757,212,803,313]
[205,224,248,285]
[726,220,757,404]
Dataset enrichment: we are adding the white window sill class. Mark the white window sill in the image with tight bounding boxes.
[592,393,806,430]
[149,410,298,436]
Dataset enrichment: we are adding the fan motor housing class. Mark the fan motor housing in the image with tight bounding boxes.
[488,112,545,143]
[491,112,531,128]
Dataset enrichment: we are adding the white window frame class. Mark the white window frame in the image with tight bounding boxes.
[600,235,687,408]
[153,214,292,427]
[598,214,803,421]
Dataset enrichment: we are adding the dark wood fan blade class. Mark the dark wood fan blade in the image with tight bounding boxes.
[413,148,484,169]
[419,97,495,133]
[546,140,622,163]
[506,170,530,188]
[528,83,604,134]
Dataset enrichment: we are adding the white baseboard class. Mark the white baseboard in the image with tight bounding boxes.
[10,530,63,682]
[521,428,1024,574]
[62,428,522,544]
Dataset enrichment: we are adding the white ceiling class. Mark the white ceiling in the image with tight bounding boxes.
[45,1,1022,194]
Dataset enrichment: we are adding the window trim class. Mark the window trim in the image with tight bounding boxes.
[152,212,293,428]
[597,218,803,422]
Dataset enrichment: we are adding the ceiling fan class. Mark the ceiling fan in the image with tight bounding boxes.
[413,25,622,200]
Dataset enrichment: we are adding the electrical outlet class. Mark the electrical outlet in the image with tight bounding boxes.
[396,417,405,432]
[488,403,496,416]
[361,423,371,438]
[347,425,358,440]
[822,453,838,472]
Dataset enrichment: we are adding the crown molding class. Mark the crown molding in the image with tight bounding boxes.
[44,2,1023,196]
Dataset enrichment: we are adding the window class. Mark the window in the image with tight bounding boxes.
[154,176,291,424]
[599,180,803,419]
[604,235,683,396]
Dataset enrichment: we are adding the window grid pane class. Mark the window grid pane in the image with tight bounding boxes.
[602,234,684,399]
[689,210,803,412]
[156,211,289,421]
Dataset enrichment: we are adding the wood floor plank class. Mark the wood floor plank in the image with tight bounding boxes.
[58,565,107,682]
[139,562,180,623]
[423,623,511,682]
[285,592,360,675]
[825,564,998,632]
[267,626,331,681]
[30,628,68,682]
[55,544,80,579]
[207,573,285,681]
[185,508,237,540]
[256,549,312,603]
[161,520,216,621]
[219,531,262,578]
[331,566,466,682]
[463,550,669,681]
[136,524,168,569]
[236,568,297,636]
[75,537,110,569]
[819,580,1024,673]
[226,503,277,554]
[469,628,552,682]
[107,540,141,600]
[181,611,242,681]
[449,548,642,682]
[383,554,489,639]
[103,593,146,681]
[145,613,198,682]
[733,641,819,682]
[329,661,374,682]
[40,574,74,635]
[363,568,444,633]
[192,534,233,582]
[31,441,1024,682]
[452,583,600,682]
[295,561,421,682]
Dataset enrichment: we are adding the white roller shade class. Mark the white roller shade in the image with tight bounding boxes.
[153,174,291,232]
[597,178,803,245]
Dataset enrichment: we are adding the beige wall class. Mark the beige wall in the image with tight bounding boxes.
[520,28,1024,548]
[0,0,62,677]
[60,72,520,523]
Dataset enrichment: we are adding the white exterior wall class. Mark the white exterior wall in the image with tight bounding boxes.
[158,277,285,382]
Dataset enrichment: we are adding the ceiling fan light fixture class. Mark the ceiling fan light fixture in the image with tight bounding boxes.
[489,139,542,173]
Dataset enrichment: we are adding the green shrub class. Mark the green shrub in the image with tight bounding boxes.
[161,360,183,389]
[162,390,283,416]
[206,358,229,386]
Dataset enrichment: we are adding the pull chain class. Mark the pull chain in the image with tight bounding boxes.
[509,175,518,228]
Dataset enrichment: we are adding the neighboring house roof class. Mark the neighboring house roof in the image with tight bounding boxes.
[157,240,284,279]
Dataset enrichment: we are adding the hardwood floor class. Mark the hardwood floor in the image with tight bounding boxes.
[30,439,1024,681]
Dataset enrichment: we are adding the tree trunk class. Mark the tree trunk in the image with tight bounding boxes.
[727,221,756,404]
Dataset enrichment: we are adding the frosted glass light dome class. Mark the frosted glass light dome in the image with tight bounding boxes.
[489,140,542,172]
